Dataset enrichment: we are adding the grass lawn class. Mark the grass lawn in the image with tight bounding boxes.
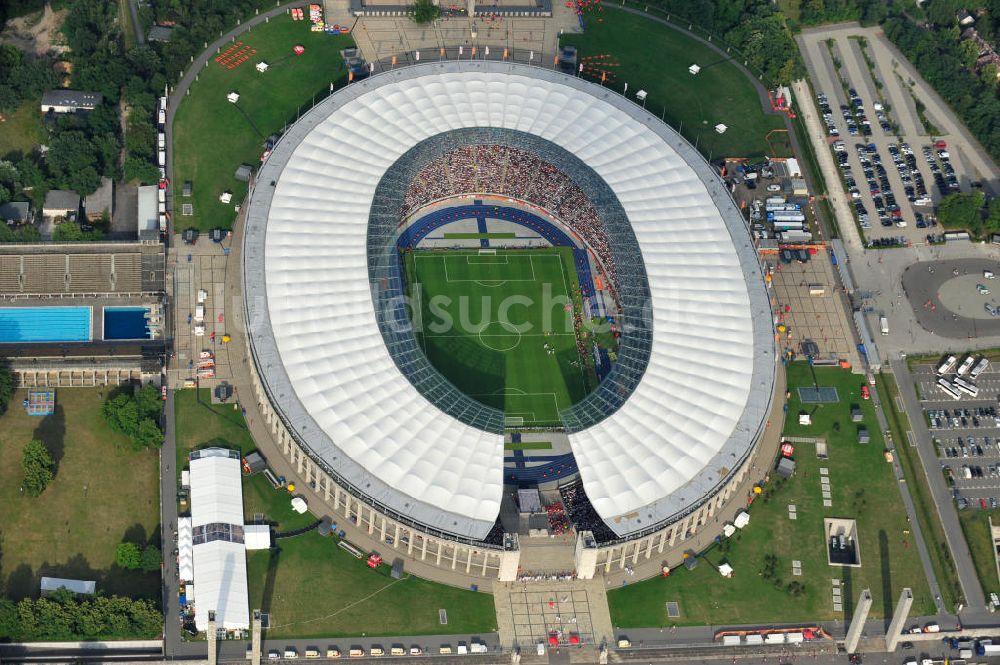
[174,389,497,638]
[880,373,964,611]
[0,388,160,601]
[0,101,42,158]
[171,18,354,231]
[404,247,591,427]
[959,508,1000,601]
[174,389,315,532]
[607,364,933,628]
[247,532,497,639]
[560,8,788,160]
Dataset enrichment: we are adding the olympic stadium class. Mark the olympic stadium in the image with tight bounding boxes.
[242,61,776,562]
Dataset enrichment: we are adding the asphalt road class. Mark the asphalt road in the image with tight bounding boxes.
[890,357,989,618]
[902,259,1000,338]
[161,389,182,657]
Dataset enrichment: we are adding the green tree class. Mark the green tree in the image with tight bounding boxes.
[0,363,13,415]
[52,222,103,242]
[101,384,163,450]
[22,439,54,497]
[0,596,18,639]
[140,544,162,572]
[987,196,1000,232]
[115,542,141,570]
[123,156,161,185]
[937,190,986,234]
[411,0,438,24]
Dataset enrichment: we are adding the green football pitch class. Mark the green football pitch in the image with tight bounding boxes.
[403,247,592,428]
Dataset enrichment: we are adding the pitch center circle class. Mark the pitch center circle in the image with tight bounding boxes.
[477,320,521,351]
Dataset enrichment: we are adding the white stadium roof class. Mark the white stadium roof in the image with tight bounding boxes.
[244,62,775,541]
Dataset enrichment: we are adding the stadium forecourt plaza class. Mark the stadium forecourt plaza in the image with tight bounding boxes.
[240,61,780,582]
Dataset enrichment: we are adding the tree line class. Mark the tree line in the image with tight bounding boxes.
[0,591,161,641]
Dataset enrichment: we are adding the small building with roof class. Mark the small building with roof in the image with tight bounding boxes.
[41,577,96,596]
[42,190,80,221]
[147,25,174,42]
[41,90,103,114]
[137,185,159,241]
[0,201,32,224]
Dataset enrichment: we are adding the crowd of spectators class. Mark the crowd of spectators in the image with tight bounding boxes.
[401,144,618,285]
[546,502,571,535]
[559,479,618,543]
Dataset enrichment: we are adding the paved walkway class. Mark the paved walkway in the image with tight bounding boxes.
[493,579,613,650]
[160,389,182,657]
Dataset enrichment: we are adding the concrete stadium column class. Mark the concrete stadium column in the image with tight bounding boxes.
[657,532,666,554]
[251,610,262,665]
[884,588,913,652]
[466,0,475,17]
[604,551,613,573]
[618,546,626,569]
[435,540,443,565]
[408,529,415,555]
[465,549,473,573]
[394,524,400,548]
[451,545,459,569]
[481,553,489,576]
[296,449,304,474]
[207,612,217,665]
[380,517,387,541]
[421,537,427,560]
[631,541,640,564]
[844,589,872,655]
[368,507,376,535]
[574,531,598,580]
[324,476,331,501]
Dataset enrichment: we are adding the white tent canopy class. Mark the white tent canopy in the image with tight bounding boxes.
[189,448,249,632]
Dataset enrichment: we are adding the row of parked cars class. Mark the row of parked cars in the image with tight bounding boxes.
[922,143,960,195]
[263,643,488,660]
[940,437,990,458]
[927,406,1000,429]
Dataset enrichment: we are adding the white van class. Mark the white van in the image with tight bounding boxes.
[879,315,889,336]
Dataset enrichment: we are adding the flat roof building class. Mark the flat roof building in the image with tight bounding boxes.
[40,577,96,596]
[41,90,103,114]
[0,201,31,224]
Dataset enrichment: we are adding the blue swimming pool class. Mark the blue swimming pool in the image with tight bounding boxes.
[103,306,151,340]
[0,307,92,343]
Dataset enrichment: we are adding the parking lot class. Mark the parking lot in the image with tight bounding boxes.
[798,26,991,246]
[913,360,1000,508]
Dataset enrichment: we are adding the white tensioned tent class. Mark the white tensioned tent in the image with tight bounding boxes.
[189,449,249,631]
[245,62,774,541]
